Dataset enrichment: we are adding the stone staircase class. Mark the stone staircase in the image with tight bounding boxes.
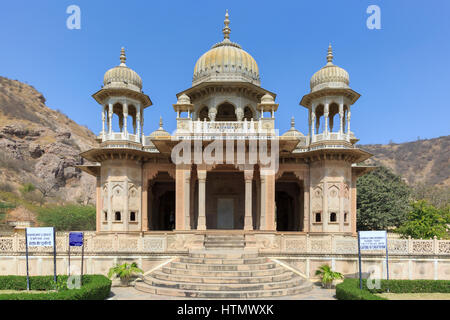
[135,234,312,299]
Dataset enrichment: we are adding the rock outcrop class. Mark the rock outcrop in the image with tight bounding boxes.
[0,76,98,204]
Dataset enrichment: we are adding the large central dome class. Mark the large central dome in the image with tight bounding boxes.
[192,11,260,87]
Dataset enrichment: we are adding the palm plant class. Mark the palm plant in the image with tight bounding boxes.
[315,264,344,288]
[108,262,143,285]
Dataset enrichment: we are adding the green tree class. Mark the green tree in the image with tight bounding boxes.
[37,204,96,231]
[357,166,411,230]
[396,200,450,239]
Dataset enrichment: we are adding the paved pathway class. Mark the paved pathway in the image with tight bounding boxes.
[108,283,336,300]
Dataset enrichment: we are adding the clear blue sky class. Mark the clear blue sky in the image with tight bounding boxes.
[0,0,449,144]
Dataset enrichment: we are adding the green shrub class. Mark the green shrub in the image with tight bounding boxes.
[336,278,450,300]
[0,275,111,300]
[336,279,386,300]
[37,205,96,231]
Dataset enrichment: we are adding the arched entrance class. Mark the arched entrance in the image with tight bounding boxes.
[275,172,304,231]
[216,102,237,121]
[148,172,175,231]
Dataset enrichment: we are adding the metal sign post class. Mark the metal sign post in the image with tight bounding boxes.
[357,231,363,290]
[25,227,56,289]
[358,230,389,291]
[25,228,30,291]
[69,232,84,286]
[385,232,390,292]
[53,227,57,283]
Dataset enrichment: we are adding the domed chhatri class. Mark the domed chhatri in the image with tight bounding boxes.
[192,10,260,86]
[282,117,304,138]
[150,117,170,138]
[103,47,143,92]
[310,44,349,92]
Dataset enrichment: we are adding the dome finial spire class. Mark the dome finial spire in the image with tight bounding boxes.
[223,10,231,40]
[159,116,163,129]
[120,47,127,66]
[326,43,333,65]
[291,116,295,129]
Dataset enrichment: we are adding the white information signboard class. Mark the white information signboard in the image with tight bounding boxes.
[26,227,55,247]
[359,230,387,250]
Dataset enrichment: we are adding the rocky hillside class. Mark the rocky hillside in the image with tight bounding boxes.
[360,135,450,187]
[0,76,98,204]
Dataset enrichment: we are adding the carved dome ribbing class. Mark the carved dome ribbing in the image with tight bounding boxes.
[192,11,260,87]
[310,44,349,92]
[103,48,143,92]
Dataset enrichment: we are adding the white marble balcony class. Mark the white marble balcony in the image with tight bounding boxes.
[311,132,351,143]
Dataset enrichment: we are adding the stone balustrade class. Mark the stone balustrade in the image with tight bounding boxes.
[0,233,448,256]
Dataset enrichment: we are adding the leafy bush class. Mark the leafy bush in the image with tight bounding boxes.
[0,275,111,300]
[37,205,96,231]
[108,262,143,281]
[315,265,344,288]
[396,200,450,239]
[336,279,386,300]
[336,278,450,300]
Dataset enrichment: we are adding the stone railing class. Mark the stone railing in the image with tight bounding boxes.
[311,132,350,143]
[0,233,449,256]
[98,131,141,144]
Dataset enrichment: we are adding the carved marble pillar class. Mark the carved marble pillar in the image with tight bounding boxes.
[260,175,266,230]
[261,172,276,231]
[123,102,128,138]
[244,169,253,230]
[108,103,113,135]
[184,169,191,230]
[235,107,244,122]
[339,103,344,135]
[208,107,217,122]
[102,105,106,141]
[197,170,207,230]
[324,103,329,136]
[136,104,141,143]
[347,106,351,134]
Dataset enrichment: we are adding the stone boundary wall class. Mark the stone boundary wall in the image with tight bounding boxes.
[0,233,449,280]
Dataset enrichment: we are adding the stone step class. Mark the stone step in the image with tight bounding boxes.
[161,265,288,277]
[151,270,296,284]
[135,281,313,299]
[189,251,259,259]
[143,275,305,292]
[205,235,245,240]
[178,256,268,265]
[170,261,277,271]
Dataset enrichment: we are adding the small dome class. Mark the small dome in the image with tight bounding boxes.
[261,93,275,104]
[103,48,143,92]
[177,94,191,105]
[310,44,349,92]
[150,117,171,138]
[282,117,304,138]
[192,11,260,86]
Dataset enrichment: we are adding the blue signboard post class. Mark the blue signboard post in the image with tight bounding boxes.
[357,230,389,291]
[68,232,84,285]
[25,227,56,290]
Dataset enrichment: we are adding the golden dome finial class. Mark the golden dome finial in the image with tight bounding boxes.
[159,116,163,129]
[223,10,231,40]
[326,43,333,65]
[120,47,127,66]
